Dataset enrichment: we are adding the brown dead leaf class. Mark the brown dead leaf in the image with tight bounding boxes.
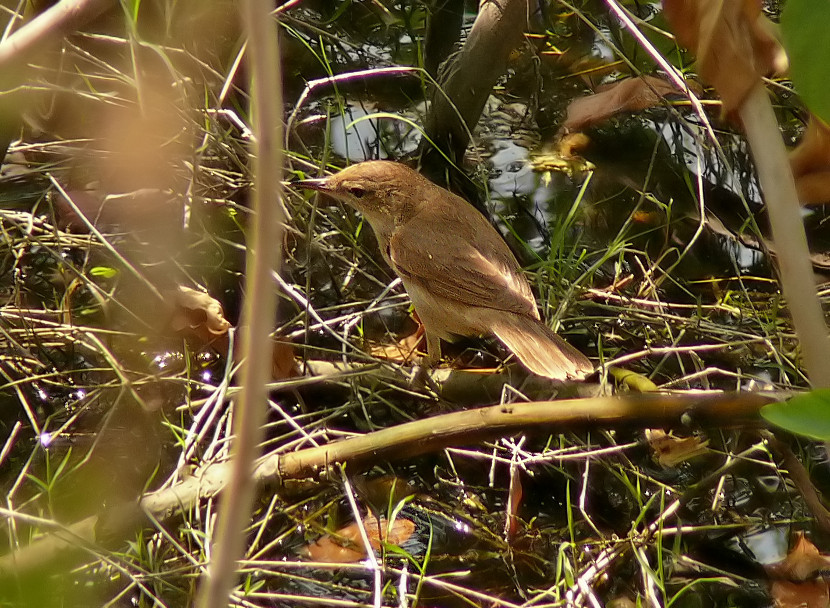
[170,286,231,347]
[767,533,830,582]
[563,75,683,132]
[771,580,829,608]
[791,118,830,177]
[301,516,416,563]
[272,340,299,380]
[662,0,785,115]
[504,466,523,542]
[767,534,830,608]
[794,172,830,206]
[370,327,424,363]
[645,429,709,467]
[790,118,830,205]
[303,531,365,563]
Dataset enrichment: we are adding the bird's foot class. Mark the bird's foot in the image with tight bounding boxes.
[408,349,442,394]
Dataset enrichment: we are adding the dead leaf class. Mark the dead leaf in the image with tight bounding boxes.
[301,516,416,563]
[562,75,684,132]
[169,286,231,347]
[272,340,299,380]
[767,534,830,608]
[504,466,523,542]
[791,118,830,177]
[771,580,829,608]
[790,118,830,205]
[302,532,365,563]
[662,0,785,115]
[645,429,709,467]
[370,327,424,363]
[794,172,830,206]
[767,533,830,581]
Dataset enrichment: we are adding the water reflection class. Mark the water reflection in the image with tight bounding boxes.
[488,141,535,197]
[740,526,789,565]
[328,103,420,162]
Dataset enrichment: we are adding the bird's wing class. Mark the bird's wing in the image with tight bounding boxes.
[387,204,538,318]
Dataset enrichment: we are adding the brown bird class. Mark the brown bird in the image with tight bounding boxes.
[297,161,592,381]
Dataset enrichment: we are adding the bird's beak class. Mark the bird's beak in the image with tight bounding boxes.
[294,177,332,192]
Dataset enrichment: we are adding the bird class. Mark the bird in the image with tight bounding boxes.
[296,161,593,381]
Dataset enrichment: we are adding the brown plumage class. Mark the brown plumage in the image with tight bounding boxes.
[297,161,592,381]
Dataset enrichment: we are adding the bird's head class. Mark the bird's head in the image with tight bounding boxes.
[295,161,426,233]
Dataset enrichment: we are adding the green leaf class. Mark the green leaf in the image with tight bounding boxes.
[89,266,118,279]
[761,389,830,440]
[781,0,830,123]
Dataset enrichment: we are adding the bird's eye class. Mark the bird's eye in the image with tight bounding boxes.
[347,186,366,198]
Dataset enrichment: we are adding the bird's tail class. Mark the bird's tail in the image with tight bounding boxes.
[492,313,592,381]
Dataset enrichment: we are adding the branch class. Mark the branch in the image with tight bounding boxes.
[0,391,775,580]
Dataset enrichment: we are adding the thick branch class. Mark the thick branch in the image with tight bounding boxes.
[0,391,775,580]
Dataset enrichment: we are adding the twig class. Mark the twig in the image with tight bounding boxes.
[0,0,112,71]
[285,67,420,149]
[765,431,830,535]
[47,177,165,302]
[602,0,720,149]
[339,468,382,608]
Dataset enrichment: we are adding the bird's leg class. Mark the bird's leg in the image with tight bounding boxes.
[409,331,441,391]
[425,332,442,367]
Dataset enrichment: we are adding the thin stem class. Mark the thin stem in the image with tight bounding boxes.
[194,0,285,606]
[740,83,830,387]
